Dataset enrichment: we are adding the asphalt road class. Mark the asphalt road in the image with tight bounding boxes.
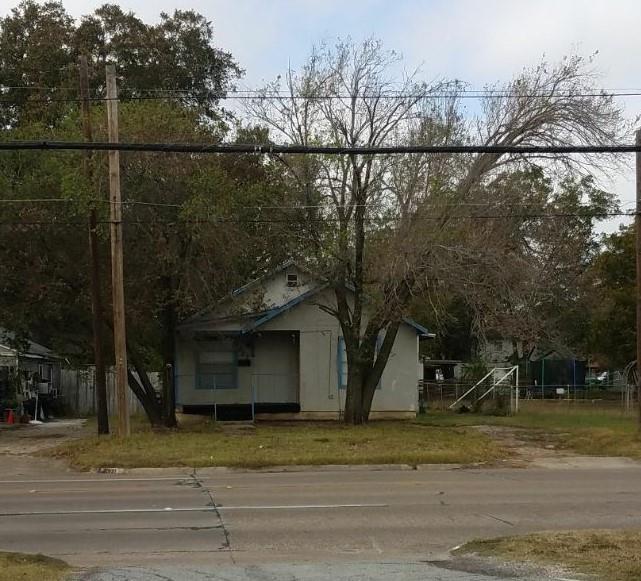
[1,457,640,579]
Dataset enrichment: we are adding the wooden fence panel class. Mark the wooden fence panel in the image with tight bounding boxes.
[60,367,159,416]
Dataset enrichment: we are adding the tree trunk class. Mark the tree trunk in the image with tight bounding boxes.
[127,341,164,428]
[102,315,164,427]
[361,323,400,420]
[343,369,364,425]
[342,321,402,424]
[127,369,163,427]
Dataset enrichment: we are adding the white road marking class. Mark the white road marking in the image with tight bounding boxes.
[0,503,388,517]
[0,477,189,484]
[220,504,388,510]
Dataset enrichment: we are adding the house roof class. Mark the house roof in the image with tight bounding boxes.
[238,285,433,337]
[181,259,304,326]
[181,260,434,338]
[404,319,434,338]
[231,258,301,298]
[241,284,327,334]
[0,328,55,360]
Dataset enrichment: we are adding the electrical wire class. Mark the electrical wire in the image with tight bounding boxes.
[0,198,632,211]
[0,141,638,154]
[2,85,641,101]
[0,210,633,227]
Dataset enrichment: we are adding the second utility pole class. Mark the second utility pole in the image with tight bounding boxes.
[79,56,109,435]
[106,63,130,437]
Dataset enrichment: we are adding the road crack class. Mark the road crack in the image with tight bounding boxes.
[478,512,515,526]
[190,469,235,564]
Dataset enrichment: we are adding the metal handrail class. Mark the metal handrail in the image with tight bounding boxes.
[448,369,495,409]
[448,366,517,409]
[476,366,517,403]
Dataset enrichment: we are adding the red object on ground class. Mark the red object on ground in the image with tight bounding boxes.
[6,409,14,425]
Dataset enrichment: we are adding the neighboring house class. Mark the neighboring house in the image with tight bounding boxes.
[421,358,463,382]
[477,337,590,394]
[176,261,431,420]
[0,328,62,413]
[478,338,521,366]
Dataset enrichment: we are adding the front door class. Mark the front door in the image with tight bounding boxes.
[253,332,299,403]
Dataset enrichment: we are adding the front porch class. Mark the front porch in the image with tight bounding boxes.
[177,330,301,420]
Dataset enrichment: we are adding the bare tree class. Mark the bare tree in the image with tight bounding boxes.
[247,40,628,424]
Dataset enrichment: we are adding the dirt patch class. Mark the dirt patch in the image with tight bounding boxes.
[0,419,90,455]
[471,425,569,467]
[430,553,576,581]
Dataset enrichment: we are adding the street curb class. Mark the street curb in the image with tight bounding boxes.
[94,463,463,476]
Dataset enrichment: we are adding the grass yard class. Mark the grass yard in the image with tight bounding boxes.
[420,400,641,458]
[50,419,506,470]
[0,552,70,581]
[457,529,641,581]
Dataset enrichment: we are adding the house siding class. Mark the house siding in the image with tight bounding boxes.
[177,286,419,416]
[260,288,419,413]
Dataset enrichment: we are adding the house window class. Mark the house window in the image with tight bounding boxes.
[490,340,504,352]
[337,337,348,389]
[286,273,298,287]
[375,333,383,390]
[196,341,237,390]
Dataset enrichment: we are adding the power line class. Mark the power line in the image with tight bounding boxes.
[0,211,633,227]
[0,198,631,211]
[3,85,641,101]
[0,141,638,155]
[0,198,183,207]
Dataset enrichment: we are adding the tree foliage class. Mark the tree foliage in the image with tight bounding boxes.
[0,13,632,426]
[586,225,635,368]
[247,39,628,423]
[0,1,241,127]
[0,2,293,427]
[413,169,618,363]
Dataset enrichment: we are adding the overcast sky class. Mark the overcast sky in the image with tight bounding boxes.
[2,0,640,229]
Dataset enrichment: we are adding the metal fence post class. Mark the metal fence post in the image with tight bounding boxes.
[252,378,256,422]
[515,365,519,413]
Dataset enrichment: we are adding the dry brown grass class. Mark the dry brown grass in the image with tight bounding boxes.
[458,529,641,581]
[0,552,70,581]
[421,402,641,458]
[50,419,506,470]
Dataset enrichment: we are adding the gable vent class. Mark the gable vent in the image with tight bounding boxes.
[286,273,299,287]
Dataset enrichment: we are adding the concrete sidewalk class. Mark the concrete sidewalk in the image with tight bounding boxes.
[74,560,545,580]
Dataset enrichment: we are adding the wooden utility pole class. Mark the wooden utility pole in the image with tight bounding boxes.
[79,56,109,435]
[636,128,641,428]
[106,63,130,437]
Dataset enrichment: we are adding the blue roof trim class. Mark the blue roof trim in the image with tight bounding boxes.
[241,285,327,334]
[403,318,434,338]
[231,259,297,297]
[239,287,432,338]
[180,260,299,325]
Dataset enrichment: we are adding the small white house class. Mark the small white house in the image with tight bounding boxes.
[175,261,431,420]
[0,328,62,397]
